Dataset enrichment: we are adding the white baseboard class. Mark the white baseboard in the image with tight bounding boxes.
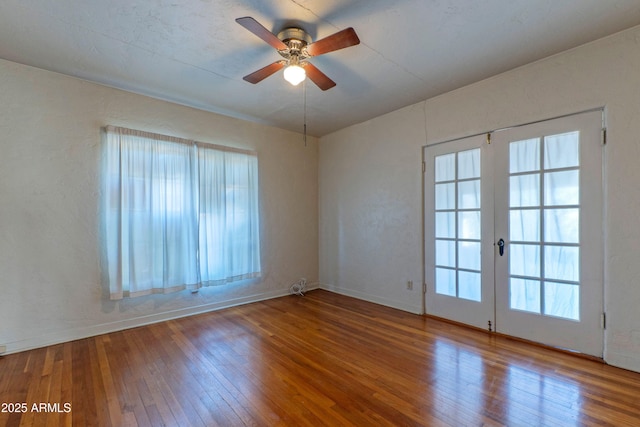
[603,351,640,374]
[319,283,422,314]
[3,288,291,355]
[2,283,416,356]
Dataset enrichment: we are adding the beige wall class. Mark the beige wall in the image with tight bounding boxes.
[0,59,318,353]
[320,25,640,372]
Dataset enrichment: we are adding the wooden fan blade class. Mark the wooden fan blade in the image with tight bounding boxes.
[306,27,360,57]
[236,17,288,50]
[303,62,336,91]
[243,61,286,84]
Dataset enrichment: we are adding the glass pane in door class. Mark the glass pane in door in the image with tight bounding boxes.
[508,132,581,321]
[434,148,482,302]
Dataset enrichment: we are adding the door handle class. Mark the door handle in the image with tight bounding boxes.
[497,238,505,256]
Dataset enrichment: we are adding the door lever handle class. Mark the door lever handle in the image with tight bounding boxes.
[497,239,505,256]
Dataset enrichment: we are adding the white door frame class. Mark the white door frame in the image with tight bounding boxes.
[423,109,604,357]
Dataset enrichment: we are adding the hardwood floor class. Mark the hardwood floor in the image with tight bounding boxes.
[2,290,640,426]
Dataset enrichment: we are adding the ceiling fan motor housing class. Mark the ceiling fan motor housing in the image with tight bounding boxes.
[277,28,312,63]
[277,27,312,46]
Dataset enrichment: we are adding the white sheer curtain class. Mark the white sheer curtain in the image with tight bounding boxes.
[508,133,580,320]
[198,144,261,285]
[103,126,260,300]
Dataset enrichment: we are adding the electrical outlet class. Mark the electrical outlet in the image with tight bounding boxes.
[0,345,6,354]
[407,280,413,290]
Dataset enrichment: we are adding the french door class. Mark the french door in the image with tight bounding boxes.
[424,134,495,330]
[424,110,604,357]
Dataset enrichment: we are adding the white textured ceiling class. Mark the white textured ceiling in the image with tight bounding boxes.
[2,1,640,137]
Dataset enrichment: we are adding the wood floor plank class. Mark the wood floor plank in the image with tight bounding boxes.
[2,289,640,426]
[166,324,268,425]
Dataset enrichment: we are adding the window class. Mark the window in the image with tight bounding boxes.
[103,126,260,299]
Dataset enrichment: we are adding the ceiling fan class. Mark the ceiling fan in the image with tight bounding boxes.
[236,17,360,91]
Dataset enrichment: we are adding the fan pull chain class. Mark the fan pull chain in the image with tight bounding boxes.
[303,80,307,146]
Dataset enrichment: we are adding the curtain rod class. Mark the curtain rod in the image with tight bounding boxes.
[104,125,257,156]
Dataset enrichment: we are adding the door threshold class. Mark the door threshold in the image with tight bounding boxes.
[423,313,604,363]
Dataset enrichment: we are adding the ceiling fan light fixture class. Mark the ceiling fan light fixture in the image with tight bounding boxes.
[283,64,306,86]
